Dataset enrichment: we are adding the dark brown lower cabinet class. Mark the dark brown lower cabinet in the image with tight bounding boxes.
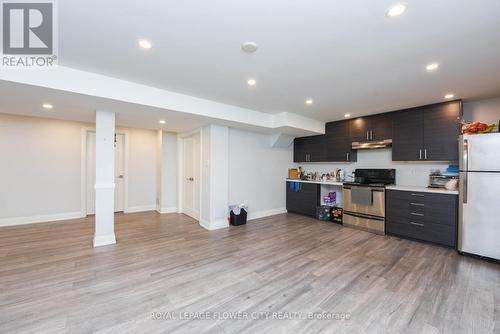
[386,190,458,248]
[286,181,320,217]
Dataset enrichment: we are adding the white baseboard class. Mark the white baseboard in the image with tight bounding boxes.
[124,205,156,213]
[157,207,178,214]
[0,211,85,227]
[199,218,229,231]
[248,207,287,221]
[93,234,116,247]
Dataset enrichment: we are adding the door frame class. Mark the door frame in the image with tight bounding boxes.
[80,127,130,216]
[178,128,202,221]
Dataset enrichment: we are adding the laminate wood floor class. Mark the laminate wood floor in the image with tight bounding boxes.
[0,212,498,334]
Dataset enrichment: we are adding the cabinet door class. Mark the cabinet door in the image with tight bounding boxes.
[370,113,393,141]
[286,182,319,217]
[307,135,327,162]
[325,121,357,162]
[293,137,308,162]
[423,101,461,161]
[392,109,424,161]
[349,117,370,142]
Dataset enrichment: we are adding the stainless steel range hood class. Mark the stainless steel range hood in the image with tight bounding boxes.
[352,139,392,150]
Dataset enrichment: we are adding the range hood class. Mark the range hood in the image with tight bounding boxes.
[352,139,392,150]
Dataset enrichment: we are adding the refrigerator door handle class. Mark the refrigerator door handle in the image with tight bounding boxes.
[463,172,468,204]
[463,139,469,172]
[463,139,468,204]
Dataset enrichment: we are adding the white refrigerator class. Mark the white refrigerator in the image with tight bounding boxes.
[458,133,500,260]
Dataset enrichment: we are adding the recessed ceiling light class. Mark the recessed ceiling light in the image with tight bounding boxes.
[138,39,152,49]
[42,103,53,109]
[247,79,257,86]
[242,42,258,53]
[426,63,439,71]
[386,4,407,17]
[305,99,313,105]
[159,120,166,124]
[444,93,455,99]
[344,114,351,118]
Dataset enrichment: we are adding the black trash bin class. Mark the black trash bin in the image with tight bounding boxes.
[230,208,247,226]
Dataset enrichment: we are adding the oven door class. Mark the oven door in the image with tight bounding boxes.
[342,186,385,217]
[343,211,385,235]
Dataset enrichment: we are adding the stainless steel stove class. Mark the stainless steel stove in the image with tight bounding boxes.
[342,169,395,235]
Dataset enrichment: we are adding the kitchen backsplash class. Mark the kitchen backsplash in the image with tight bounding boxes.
[292,148,450,187]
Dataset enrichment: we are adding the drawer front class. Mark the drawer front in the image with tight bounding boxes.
[386,190,458,247]
[386,220,456,247]
[387,190,457,226]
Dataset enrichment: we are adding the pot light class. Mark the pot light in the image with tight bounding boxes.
[247,79,257,86]
[444,93,455,99]
[242,42,258,53]
[42,103,53,109]
[426,63,439,71]
[344,114,351,118]
[386,4,407,17]
[159,120,166,124]
[305,99,313,105]
[138,39,152,49]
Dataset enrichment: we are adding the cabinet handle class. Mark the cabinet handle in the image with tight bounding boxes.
[346,152,350,161]
[410,212,424,216]
[366,131,369,140]
[424,149,428,160]
[370,130,373,140]
[410,203,425,206]
[410,222,424,227]
[411,193,425,197]
[419,149,422,160]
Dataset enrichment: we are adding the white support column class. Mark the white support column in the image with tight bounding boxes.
[200,125,229,230]
[93,110,116,247]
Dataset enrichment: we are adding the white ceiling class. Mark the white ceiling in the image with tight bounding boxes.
[54,0,500,121]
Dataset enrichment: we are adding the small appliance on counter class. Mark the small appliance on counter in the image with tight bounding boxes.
[288,168,300,180]
[428,165,459,190]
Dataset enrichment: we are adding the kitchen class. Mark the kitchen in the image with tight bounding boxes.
[286,99,500,261]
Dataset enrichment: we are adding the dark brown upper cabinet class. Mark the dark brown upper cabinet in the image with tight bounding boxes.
[423,102,462,161]
[392,101,462,161]
[392,108,424,161]
[350,113,393,142]
[293,135,326,162]
[325,120,357,162]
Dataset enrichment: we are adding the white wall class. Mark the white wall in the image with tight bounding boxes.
[0,114,83,221]
[463,96,500,124]
[0,113,158,225]
[228,128,293,219]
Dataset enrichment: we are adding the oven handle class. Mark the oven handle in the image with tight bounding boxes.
[343,211,385,221]
[342,186,384,192]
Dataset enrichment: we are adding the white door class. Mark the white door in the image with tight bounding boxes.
[114,134,125,212]
[183,134,200,220]
[86,132,126,214]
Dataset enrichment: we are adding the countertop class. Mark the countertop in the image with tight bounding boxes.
[286,179,459,195]
[385,185,459,195]
[286,179,343,186]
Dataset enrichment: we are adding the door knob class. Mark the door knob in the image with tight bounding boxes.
[186,177,194,181]
[117,175,124,179]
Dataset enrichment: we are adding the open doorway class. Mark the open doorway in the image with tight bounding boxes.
[84,131,127,215]
[181,132,201,220]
